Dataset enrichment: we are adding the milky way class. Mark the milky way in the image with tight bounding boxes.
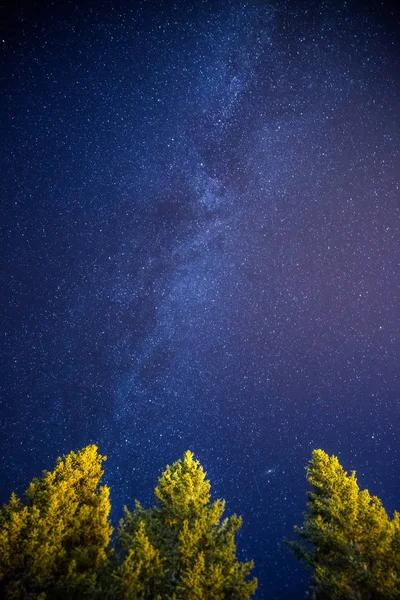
[1,1,399,597]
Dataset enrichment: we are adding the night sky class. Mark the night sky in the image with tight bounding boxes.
[1,0,399,597]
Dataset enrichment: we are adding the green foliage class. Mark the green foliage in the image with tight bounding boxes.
[0,445,113,599]
[0,447,256,600]
[3,444,399,599]
[117,450,257,600]
[287,449,400,599]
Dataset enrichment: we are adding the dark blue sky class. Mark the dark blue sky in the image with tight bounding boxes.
[1,1,399,597]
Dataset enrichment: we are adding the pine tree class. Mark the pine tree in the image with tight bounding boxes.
[287,449,400,599]
[0,445,113,600]
[117,450,257,600]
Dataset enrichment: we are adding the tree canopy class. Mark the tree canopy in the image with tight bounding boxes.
[287,449,400,600]
[0,445,112,599]
[1,445,398,599]
[117,450,257,600]
[0,447,257,600]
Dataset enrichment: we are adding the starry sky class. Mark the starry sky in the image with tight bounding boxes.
[1,0,399,597]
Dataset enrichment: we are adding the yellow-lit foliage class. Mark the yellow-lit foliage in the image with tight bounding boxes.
[287,449,400,599]
[0,445,112,599]
[120,521,166,600]
[118,450,257,600]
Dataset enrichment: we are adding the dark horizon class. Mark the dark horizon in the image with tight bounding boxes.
[1,1,399,597]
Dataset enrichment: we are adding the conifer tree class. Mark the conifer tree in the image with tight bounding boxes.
[0,445,112,600]
[117,450,257,600]
[287,449,400,599]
